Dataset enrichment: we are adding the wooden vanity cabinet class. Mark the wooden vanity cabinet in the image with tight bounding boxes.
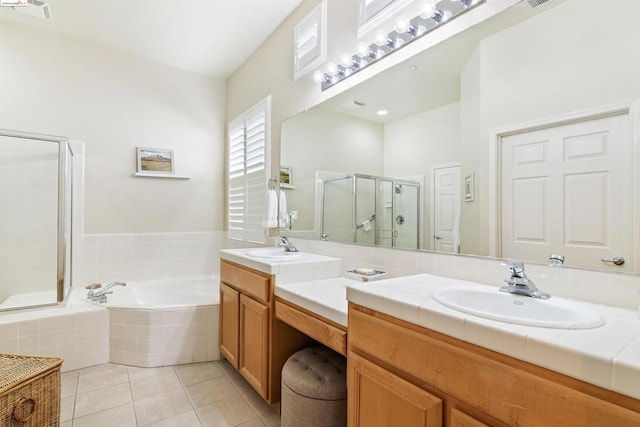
[219,260,310,406]
[348,303,640,427]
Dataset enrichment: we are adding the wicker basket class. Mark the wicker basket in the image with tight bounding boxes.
[0,353,63,426]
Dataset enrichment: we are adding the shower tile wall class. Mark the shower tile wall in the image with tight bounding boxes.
[75,231,225,286]
[0,137,60,303]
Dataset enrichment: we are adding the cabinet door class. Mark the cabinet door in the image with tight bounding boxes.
[449,408,489,427]
[239,294,269,399]
[348,353,443,427]
[219,283,240,368]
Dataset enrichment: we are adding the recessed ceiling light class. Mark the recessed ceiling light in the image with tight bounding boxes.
[409,65,418,71]
[377,110,389,116]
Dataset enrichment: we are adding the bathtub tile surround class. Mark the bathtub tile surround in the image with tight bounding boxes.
[109,306,219,368]
[0,308,109,372]
[76,231,226,286]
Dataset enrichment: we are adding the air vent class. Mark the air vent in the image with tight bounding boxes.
[13,0,51,20]
[342,100,365,110]
[528,0,550,8]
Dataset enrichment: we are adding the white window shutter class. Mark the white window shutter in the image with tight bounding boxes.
[293,1,326,81]
[357,0,412,37]
[227,96,271,243]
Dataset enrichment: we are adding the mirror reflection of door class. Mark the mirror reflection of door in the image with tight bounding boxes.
[500,112,634,271]
[432,165,461,253]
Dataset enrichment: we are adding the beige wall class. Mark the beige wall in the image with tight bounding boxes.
[0,22,226,234]
[384,102,461,250]
[281,108,384,231]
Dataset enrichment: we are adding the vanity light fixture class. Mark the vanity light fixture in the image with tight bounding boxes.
[313,0,484,90]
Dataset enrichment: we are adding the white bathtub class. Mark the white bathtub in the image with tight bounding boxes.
[79,275,219,308]
[78,275,221,368]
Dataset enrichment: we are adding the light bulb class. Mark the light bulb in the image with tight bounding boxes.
[312,70,326,83]
[419,0,436,18]
[374,29,390,47]
[356,42,371,57]
[340,53,353,68]
[440,10,452,22]
[394,15,412,34]
[326,62,338,76]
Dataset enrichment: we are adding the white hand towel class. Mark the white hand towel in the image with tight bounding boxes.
[278,189,288,228]
[263,189,278,228]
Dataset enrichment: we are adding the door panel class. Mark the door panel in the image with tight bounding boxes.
[219,283,239,368]
[433,166,461,253]
[348,353,443,427]
[501,113,633,270]
[239,294,269,398]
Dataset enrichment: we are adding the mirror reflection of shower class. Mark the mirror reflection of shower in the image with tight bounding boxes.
[0,130,74,311]
[320,173,421,249]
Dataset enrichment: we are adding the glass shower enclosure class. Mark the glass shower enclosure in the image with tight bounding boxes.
[321,174,421,249]
[0,130,74,311]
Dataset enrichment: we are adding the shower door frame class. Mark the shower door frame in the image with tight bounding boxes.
[0,129,73,310]
[353,173,421,249]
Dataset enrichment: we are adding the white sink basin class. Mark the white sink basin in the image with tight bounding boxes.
[432,286,604,329]
[246,248,303,260]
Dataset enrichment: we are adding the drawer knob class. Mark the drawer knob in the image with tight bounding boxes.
[13,397,36,422]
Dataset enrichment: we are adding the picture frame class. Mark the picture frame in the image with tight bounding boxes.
[136,147,174,175]
[464,173,475,202]
[280,165,294,188]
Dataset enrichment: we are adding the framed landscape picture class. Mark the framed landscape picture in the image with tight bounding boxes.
[137,147,174,174]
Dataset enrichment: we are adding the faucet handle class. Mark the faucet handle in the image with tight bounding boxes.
[502,261,524,273]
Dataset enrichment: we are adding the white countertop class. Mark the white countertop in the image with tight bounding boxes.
[275,277,358,327]
[219,248,342,283]
[346,273,640,400]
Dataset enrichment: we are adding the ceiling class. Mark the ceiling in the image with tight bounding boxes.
[0,0,304,78]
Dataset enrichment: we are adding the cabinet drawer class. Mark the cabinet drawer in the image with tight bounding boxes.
[221,260,271,304]
[275,298,347,355]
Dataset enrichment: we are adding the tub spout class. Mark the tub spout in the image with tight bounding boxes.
[86,281,126,303]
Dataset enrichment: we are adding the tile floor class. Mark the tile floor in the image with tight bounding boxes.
[60,360,281,426]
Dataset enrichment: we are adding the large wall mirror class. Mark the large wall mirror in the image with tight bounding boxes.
[281,0,640,273]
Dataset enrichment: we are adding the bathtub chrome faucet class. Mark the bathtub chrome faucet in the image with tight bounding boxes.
[500,262,550,300]
[277,236,298,252]
[86,282,127,303]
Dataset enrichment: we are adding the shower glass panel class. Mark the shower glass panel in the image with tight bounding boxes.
[322,175,354,243]
[354,176,375,245]
[0,131,72,311]
[375,179,394,247]
[393,182,420,249]
[321,173,421,249]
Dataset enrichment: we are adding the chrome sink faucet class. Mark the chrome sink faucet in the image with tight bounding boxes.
[86,281,126,303]
[277,236,298,252]
[500,262,550,300]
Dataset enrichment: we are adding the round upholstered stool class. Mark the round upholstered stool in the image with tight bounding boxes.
[281,345,347,427]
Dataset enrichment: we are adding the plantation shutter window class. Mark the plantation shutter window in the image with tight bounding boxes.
[293,1,326,80]
[357,0,412,36]
[227,96,271,243]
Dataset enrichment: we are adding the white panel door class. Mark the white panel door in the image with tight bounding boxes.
[501,113,633,270]
[433,166,461,253]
